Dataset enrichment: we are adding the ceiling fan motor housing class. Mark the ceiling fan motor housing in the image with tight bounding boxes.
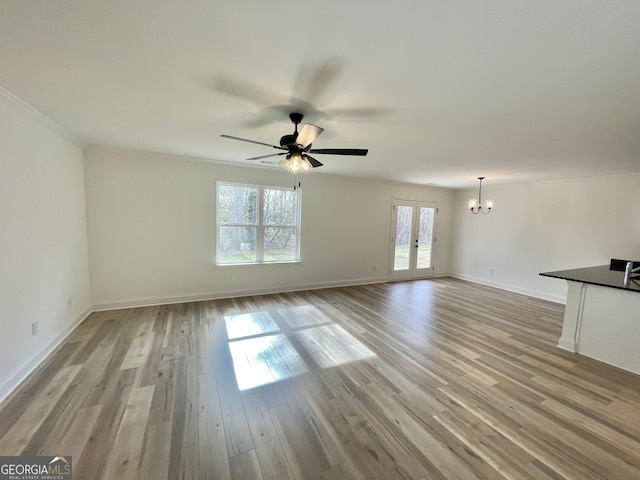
[280,133,298,148]
[280,112,304,148]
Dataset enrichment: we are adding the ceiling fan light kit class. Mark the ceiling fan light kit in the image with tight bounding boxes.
[280,153,312,173]
[221,112,368,173]
[469,177,493,214]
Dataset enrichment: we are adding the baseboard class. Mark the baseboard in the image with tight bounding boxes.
[449,273,566,304]
[0,307,92,404]
[92,276,392,311]
[557,338,577,352]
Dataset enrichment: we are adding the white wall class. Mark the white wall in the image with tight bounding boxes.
[84,145,454,308]
[451,175,640,302]
[0,90,91,401]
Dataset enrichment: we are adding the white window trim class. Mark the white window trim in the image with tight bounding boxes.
[215,181,302,266]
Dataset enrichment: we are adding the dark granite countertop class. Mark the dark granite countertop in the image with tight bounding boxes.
[540,265,640,293]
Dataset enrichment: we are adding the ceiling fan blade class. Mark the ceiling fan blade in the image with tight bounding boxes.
[294,57,347,106]
[214,75,287,107]
[296,124,324,148]
[303,154,323,168]
[246,152,286,161]
[220,134,286,150]
[308,148,368,156]
[324,106,392,119]
[240,114,278,129]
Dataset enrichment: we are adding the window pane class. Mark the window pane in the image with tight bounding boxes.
[417,207,434,269]
[264,226,297,262]
[216,183,301,264]
[218,185,257,224]
[393,206,412,271]
[219,226,257,263]
[263,189,297,225]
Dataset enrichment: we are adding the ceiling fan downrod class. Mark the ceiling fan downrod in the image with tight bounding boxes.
[280,113,304,147]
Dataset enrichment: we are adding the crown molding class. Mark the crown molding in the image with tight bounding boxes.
[0,85,84,147]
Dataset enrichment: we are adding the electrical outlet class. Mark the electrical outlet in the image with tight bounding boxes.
[32,321,38,336]
[372,266,377,272]
[489,269,495,276]
[231,273,238,282]
[67,296,72,309]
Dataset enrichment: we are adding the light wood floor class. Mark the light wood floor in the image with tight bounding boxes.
[1,278,640,480]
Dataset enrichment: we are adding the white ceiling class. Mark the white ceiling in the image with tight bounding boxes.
[1,0,639,188]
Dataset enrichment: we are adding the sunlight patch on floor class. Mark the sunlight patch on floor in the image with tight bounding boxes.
[225,306,376,390]
[295,324,376,368]
[277,304,332,329]
[224,311,280,340]
[228,333,308,390]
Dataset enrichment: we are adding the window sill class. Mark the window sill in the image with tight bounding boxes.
[214,260,302,268]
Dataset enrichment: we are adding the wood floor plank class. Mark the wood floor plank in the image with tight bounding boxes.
[197,373,231,480]
[354,381,479,480]
[103,384,155,480]
[437,383,614,480]
[541,398,640,459]
[433,409,538,480]
[39,404,103,461]
[210,316,255,456]
[229,449,264,480]
[25,381,93,456]
[139,421,172,480]
[180,444,199,480]
[73,368,136,480]
[118,309,157,368]
[0,364,81,455]
[242,392,296,480]
[268,402,326,480]
[1,278,639,480]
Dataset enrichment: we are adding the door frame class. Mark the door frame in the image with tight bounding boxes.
[388,199,437,280]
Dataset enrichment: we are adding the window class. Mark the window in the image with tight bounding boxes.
[216,182,301,264]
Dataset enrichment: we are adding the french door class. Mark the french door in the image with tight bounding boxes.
[389,200,436,279]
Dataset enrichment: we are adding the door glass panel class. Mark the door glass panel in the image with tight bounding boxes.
[393,205,413,271]
[416,207,434,269]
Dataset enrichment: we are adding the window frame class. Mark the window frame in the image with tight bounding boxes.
[216,181,302,265]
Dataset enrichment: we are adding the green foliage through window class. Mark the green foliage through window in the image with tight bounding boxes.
[217,182,300,264]
[217,184,257,224]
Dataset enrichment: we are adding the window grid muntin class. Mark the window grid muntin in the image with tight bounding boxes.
[216,182,300,264]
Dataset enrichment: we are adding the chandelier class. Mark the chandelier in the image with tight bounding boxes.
[468,177,493,214]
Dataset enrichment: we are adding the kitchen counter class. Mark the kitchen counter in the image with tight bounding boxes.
[540,265,640,293]
[540,264,640,375]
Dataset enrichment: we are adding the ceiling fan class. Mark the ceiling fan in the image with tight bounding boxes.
[221,112,368,173]
[214,57,389,129]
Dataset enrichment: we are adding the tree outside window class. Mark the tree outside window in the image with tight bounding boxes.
[217,183,301,264]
